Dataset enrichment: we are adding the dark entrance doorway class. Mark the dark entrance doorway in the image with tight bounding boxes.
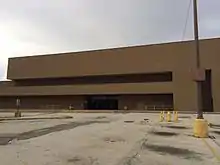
[201,69,213,112]
[86,95,118,110]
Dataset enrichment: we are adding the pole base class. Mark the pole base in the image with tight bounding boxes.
[14,111,21,117]
[193,119,208,138]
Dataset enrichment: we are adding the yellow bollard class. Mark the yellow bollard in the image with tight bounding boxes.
[166,111,171,122]
[160,111,164,122]
[193,119,209,138]
[174,111,178,122]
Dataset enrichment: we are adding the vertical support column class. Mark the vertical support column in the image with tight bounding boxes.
[212,71,220,112]
[173,70,198,111]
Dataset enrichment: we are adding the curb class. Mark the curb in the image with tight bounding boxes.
[0,116,73,121]
[0,110,219,114]
[62,110,219,114]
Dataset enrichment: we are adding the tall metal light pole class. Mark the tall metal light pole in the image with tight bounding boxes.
[193,0,204,119]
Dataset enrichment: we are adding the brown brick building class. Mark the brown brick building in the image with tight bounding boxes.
[0,38,219,112]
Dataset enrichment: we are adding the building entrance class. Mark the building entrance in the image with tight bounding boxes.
[201,70,213,112]
[86,95,118,110]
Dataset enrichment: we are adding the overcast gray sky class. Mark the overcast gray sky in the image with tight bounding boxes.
[0,0,220,80]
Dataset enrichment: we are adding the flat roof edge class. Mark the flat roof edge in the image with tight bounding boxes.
[8,37,220,60]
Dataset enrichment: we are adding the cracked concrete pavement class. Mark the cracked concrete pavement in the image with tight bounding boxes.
[0,112,219,165]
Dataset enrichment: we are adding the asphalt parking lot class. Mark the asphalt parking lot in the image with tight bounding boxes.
[0,112,219,165]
